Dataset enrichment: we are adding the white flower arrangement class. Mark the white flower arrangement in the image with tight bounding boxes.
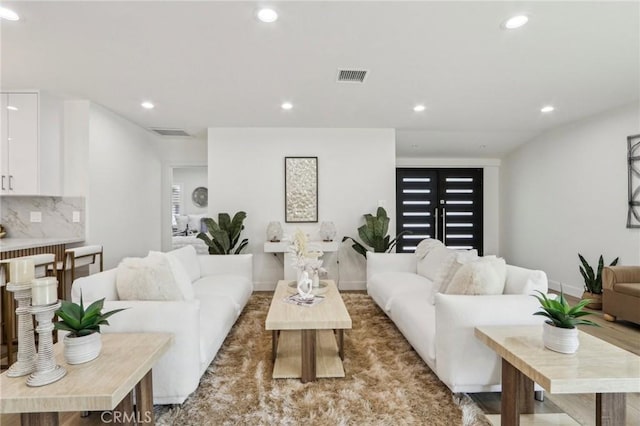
[288,229,326,276]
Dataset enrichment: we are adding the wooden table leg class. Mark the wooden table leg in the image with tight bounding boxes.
[272,330,279,363]
[596,393,626,426]
[135,370,154,424]
[21,412,58,426]
[301,329,316,383]
[501,358,521,426]
[336,329,344,361]
[114,389,135,425]
[519,371,534,414]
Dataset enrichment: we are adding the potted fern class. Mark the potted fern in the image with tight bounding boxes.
[197,211,249,255]
[578,254,619,309]
[342,207,409,258]
[54,296,125,364]
[532,289,599,354]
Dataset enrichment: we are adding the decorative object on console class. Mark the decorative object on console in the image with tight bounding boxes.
[191,186,208,208]
[6,258,37,377]
[319,221,337,241]
[532,288,598,354]
[285,157,318,223]
[54,295,126,364]
[627,134,640,228]
[0,223,6,238]
[266,221,283,242]
[197,211,249,255]
[578,253,619,309]
[288,229,326,284]
[27,299,66,386]
[342,207,410,258]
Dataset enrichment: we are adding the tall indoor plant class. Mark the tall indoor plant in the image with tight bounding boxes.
[197,211,249,255]
[578,254,619,309]
[342,207,409,258]
[532,289,598,354]
[54,296,125,364]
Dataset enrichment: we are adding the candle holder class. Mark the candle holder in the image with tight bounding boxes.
[6,282,37,377]
[27,300,66,387]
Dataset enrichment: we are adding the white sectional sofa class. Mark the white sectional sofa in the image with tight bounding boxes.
[367,250,548,393]
[71,246,253,404]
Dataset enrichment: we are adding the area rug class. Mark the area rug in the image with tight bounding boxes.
[156,293,490,425]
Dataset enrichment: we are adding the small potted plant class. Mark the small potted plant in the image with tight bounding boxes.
[578,254,619,309]
[54,296,125,364]
[532,289,599,354]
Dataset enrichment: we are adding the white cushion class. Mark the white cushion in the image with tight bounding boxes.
[446,257,507,295]
[116,252,185,301]
[168,245,201,282]
[414,238,444,260]
[431,249,479,303]
[417,245,456,281]
[192,274,253,315]
[188,214,208,233]
[504,265,548,295]
[175,215,189,233]
[149,251,194,300]
[367,272,433,312]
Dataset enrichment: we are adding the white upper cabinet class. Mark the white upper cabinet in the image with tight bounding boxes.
[1,93,39,195]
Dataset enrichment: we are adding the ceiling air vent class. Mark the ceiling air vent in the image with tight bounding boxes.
[149,128,191,137]
[336,69,368,83]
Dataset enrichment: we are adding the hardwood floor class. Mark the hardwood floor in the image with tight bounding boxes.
[470,293,640,425]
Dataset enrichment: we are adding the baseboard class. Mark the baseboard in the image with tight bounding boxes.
[547,279,583,298]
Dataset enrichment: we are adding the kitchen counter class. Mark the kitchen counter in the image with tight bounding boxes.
[0,237,84,253]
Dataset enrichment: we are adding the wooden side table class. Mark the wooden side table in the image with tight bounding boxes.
[1,333,173,425]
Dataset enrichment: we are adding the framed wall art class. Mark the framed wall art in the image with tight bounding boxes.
[285,157,318,223]
[628,134,640,228]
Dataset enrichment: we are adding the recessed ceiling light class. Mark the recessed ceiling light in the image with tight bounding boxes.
[541,105,555,113]
[141,101,155,109]
[502,15,528,30]
[413,104,426,112]
[0,7,20,21]
[6,105,18,111]
[257,8,278,23]
[281,102,293,110]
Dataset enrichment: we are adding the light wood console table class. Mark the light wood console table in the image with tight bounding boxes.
[1,332,173,425]
[475,325,640,426]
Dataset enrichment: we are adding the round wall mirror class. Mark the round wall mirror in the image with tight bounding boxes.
[192,186,208,207]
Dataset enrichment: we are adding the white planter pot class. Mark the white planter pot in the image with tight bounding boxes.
[64,332,102,364]
[542,322,579,354]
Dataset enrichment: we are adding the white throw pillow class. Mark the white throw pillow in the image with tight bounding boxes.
[414,238,444,260]
[116,252,186,301]
[417,245,456,281]
[430,249,479,303]
[149,251,195,300]
[445,257,507,296]
[168,245,201,282]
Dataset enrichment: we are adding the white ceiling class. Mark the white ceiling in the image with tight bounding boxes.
[1,1,638,158]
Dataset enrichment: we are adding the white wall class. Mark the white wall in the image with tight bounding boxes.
[208,128,396,290]
[85,104,162,268]
[395,157,501,255]
[173,167,208,215]
[501,103,640,297]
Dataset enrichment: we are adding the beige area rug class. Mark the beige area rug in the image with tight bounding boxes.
[156,293,490,425]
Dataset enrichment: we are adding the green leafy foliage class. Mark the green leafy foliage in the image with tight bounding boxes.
[532,289,599,329]
[54,295,126,337]
[578,254,619,294]
[342,207,410,258]
[197,211,249,255]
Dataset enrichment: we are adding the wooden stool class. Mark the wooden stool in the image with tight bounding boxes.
[53,245,103,301]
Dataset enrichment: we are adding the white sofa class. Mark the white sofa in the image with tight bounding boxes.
[366,252,547,393]
[71,246,253,404]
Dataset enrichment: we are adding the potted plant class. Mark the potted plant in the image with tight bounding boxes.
[54,296,125,364]
[197,211,249,255]
[342,207,410,258]
[578,254,619,309]
[532,289,599,354]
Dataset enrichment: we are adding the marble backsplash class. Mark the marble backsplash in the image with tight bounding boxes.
[0,196,85,238]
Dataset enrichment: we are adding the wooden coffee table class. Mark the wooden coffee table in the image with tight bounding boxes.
[265,280,352,383]
[1,333,173,425]
[475,325,640,426]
